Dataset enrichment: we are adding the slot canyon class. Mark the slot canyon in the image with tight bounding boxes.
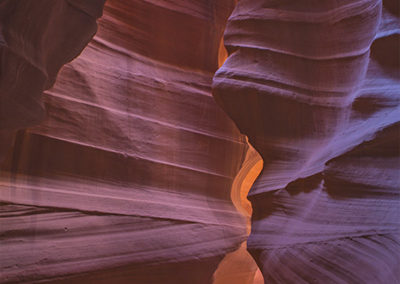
[0,0,399,283]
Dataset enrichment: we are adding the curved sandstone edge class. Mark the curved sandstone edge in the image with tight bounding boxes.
[0,0,106,131]
[213,0,399,283]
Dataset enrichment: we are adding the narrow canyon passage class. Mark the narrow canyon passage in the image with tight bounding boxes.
[213,143,264,284]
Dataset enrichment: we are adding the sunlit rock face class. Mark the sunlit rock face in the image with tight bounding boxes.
[213,0,400,283]
[0,0,250,283]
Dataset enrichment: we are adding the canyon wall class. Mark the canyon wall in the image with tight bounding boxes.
[0,0,251,283]
[213,0,400,283]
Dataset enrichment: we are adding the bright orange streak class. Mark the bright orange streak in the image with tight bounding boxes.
[213,142,264,284]
[218,38,228,68]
